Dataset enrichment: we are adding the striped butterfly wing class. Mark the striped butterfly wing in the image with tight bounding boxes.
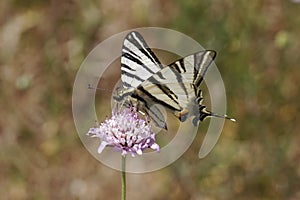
[119,31,167,128]
[135,50,216,126]
[121,31,163,88]
[169,50,217,122]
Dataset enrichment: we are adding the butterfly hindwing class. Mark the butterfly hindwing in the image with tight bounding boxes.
[134,50,216,125]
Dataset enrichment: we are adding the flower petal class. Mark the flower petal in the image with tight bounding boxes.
[136,149,143,155]
[98,141,108,154]
[151,143,160,152]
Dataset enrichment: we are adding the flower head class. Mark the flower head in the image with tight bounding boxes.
[87,107,160,157]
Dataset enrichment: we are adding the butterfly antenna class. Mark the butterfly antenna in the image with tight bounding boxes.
[88,84,112,92]
[210,113,236,122]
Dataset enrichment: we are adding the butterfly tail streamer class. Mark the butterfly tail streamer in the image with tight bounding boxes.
[210,112,236,122]
[195,109,236,125]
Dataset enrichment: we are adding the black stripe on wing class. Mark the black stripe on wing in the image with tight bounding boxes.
[168,61,190,98]
[147,104,168,130]
[136,85,182,112]
[193,50,216,88]
[131,91,167,129]
[147,76,180,105]
[168,50,216,97]
[165,50,217,124]
[121,31,163,88]
[122,46,158,75]
[126,32,162,67]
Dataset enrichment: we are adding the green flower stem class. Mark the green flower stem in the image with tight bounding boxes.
[121,155,126,200]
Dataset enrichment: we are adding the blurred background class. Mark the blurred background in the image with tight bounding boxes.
[1,0,300,199]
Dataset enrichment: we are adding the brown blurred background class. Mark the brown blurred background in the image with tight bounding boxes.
[1,0,300,199]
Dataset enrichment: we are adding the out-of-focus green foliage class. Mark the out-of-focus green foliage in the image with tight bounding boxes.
[0,0,299,199]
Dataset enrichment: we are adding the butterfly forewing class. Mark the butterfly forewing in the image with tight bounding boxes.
[192,50,216,88]
[121,31,163,89]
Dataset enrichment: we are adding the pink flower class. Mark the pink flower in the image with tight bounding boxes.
[87,107,160,157]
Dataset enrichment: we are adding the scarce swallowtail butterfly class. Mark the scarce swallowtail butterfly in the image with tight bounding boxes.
[114,31,235,130]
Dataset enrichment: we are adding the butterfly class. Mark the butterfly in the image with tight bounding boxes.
[114,31,234,129]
